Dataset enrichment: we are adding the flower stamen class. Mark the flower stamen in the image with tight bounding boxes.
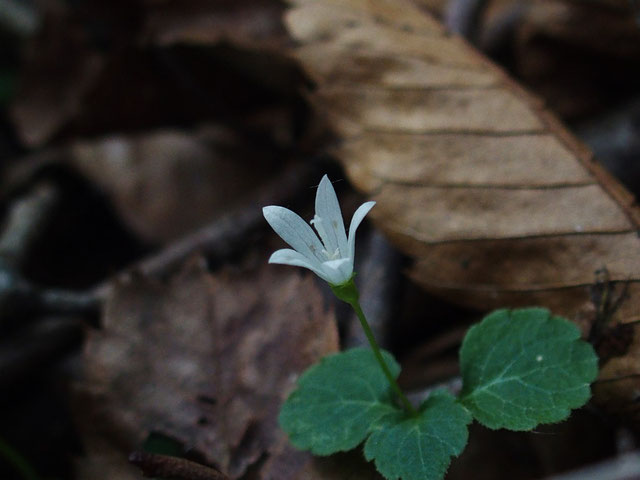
[323,247,341,260]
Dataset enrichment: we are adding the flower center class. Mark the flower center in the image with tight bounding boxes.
[310,215,342,260]
[323,247,341,260]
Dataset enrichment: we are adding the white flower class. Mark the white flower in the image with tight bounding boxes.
[263,175,376,286]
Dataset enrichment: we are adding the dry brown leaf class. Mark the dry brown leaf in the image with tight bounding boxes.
[68,126,279,244]
[75,257,343,479]
[9,10,104,147]
[485,0,640,119]
[285,0,640,422]
[73,437,140,480]
[141,0,288,49]
[10,0,299,147]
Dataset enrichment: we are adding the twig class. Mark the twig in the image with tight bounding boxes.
[0,275,99,327]
[1,148,67,202]
[1,161,327,322]
[0,183,96,384]
[0,182,98,324]
[93,160,329,300]
[129,451,230,480]
[2,160,327,324]
[37,288,99,316]
[0,182,59,269]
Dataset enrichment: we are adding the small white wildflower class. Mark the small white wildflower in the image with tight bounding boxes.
[263,175,375,286]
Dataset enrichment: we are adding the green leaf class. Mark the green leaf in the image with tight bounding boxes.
[279,347,401,455]
[364,391,471,480]
[460,307,598,431]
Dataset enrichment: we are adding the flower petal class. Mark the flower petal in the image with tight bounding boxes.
[268,248,330,282]
[321,257,353,285]
[314,175,348,258]
[347,201,376,261]
[263,206,325,262]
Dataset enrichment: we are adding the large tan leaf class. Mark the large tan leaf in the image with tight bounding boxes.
[285,0,640,421]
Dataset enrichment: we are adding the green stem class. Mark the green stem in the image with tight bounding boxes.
[349,299,418,416]
[0,436,40,480]
[331,279,417,416]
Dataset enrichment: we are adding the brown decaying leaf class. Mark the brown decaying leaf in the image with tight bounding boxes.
[73,437,140,480]
[508,0,640,119]
[285,0,640,421]
[141,0,288,49]
[68,126,279,244]
[9,10,104,147]
[76,257,342,479]
[9,0,297,147]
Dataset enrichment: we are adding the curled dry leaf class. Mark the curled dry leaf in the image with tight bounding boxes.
[69,126,278,244]
[285,0,640,422]
[76,257,344,479]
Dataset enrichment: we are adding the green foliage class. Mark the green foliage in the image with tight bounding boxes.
[280,349,471,480]
[279,308,598,480]
[364,391,471,480]
[279,347,401,455]
[459,308,598,430]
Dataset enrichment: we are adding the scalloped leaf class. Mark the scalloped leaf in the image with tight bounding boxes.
[279,347,401,455]
[460,308,598,430]
[364,391,471,480]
